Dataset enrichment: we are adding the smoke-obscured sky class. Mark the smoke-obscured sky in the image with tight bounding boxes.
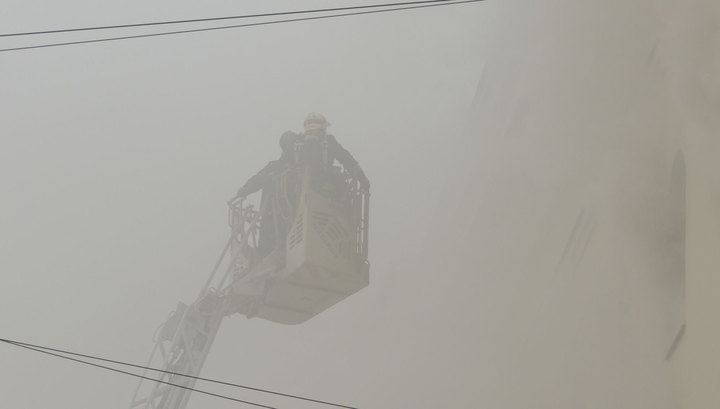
[2,0,719,408]
[1,1,491,408]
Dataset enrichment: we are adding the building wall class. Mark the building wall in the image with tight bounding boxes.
[662,2,720,406]
[669,138,720,408]
[434,0,718,407]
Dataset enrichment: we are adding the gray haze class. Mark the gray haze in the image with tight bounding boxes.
[1,0,718,408]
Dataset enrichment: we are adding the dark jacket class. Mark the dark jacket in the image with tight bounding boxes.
[237,131,364,197]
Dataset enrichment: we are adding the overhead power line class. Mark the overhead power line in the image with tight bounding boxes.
[1,0,457,38]
[0,0,485,53]
[1,339,279,409]
[0,337,357,409]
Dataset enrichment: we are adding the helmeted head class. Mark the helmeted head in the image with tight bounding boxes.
[304,112,330,133]
[279,130,296,152]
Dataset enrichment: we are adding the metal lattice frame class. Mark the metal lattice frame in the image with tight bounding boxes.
[128,294,226,409]
[128,201,260,409]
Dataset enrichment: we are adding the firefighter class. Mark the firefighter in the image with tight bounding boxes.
[235,130,297,198]
[235,113,367,259]
[236,113,366,198]
[295,112,367,182]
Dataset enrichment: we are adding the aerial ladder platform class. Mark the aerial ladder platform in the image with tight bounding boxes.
[129,165,369,409]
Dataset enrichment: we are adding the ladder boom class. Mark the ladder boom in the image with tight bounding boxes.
[129,293,226,409]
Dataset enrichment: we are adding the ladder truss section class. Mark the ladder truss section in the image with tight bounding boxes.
[129,292,226,409]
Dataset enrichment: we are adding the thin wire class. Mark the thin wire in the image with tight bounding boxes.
[0,0,484,53]
[1,340,279,409]
[0,337,357,409]
[0,0,455,38]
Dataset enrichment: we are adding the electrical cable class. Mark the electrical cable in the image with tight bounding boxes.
[0,337,358,409]
[0,0,484,53]
[0,0,456,38]
[1,339,280,409]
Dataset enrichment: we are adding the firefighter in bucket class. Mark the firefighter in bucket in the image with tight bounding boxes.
[236,113,368,260]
